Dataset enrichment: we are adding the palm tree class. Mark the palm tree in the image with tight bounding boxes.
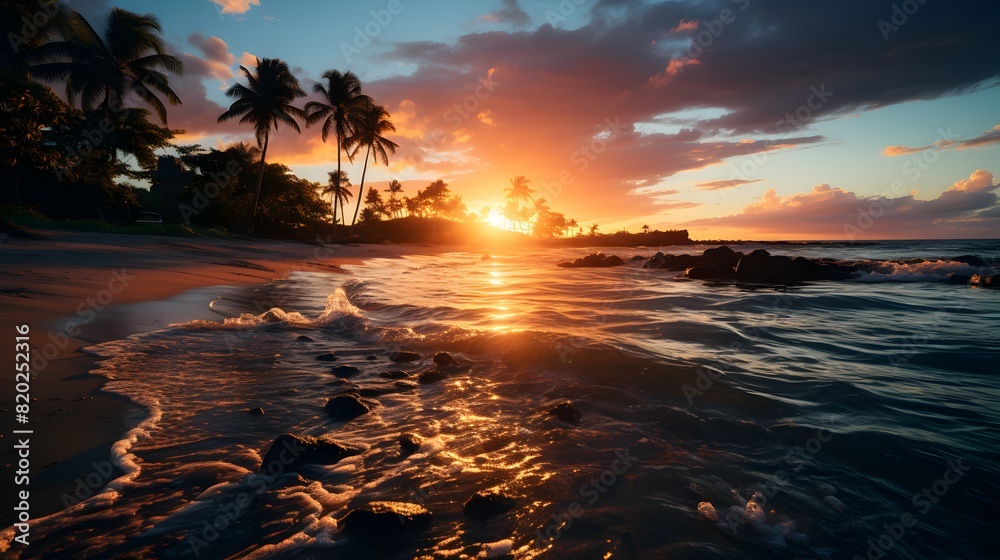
[304,70,371,230]
[385,179,403,219]
[567,218,578,236]
[218,57,305,232]
[346,103,398,235]
[641,224,651,234]
[37,8,183,123]
[504,175,535,206]
[1,0,73,79]
[326,170,353,219]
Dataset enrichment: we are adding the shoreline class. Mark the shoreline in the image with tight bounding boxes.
[0,229,446,526]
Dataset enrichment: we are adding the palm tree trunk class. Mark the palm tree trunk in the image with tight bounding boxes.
[349,144,371,236]
[333,141,341,233]
[250,133,269,234]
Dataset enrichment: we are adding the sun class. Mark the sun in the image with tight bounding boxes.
[486,209,506,229]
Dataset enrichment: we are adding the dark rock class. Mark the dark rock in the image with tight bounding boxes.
[953,255,988,269]
[559,253,626,268]
[971,274,999,288]
[366,355,379,361]
[315,352,337,362]
[259,433,363,472]
[630,255,647,262]
[296,335,315,342]
[389,350,421,363]
[947,274,972,285]
[548,402,582,425]
[418,370,448,384]
[324,393,372,421]
[399,433,423,455]
[464,489,516,519]
[379,370,411,379]
[331,364,361,378]
[685,264,736,280]
[248,406,265,415]
[644,252,700,271]
[701,246,742,267]
[432,352,459,367]
[340,501,433,540]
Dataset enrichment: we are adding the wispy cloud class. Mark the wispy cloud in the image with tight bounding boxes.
[884,125,1000,157]
[696,179,762,190]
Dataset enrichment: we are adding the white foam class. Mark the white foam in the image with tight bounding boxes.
[478,539,514,558]
[853,260,983,283]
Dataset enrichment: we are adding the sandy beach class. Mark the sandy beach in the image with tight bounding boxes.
[0,229,435,524]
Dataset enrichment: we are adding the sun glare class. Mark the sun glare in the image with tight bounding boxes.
[486,208,506,229]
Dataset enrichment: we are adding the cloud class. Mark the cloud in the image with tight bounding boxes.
[671,20,699,32]
[239,51,259,69]
[884,125,1000,157]
[210,0,260,15]
[187,32,235,81]
[480,0,530,28]
[684,170,1000,239]
[696,179,762,190]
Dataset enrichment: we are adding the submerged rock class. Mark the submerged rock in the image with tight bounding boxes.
[259,433,363,472]
[366,355,379,361]
[432,352,459,367]
[379,370,411,379]
[686,263,736,280]
[399,433,423,455]
[315,352,337,362]
[464,489,516,519]
[340,501,433,539]
[296,335,315,342]
[558,253,626,268]
[331,364,360,378]
[548,402,582,425]
[389,350,421,363]
[324,393,372,421]
[418,370,448,384]
[643,252,700,271]
[248,406,265,416]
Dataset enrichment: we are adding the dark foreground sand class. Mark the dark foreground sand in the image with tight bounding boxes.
[0,229,441,525]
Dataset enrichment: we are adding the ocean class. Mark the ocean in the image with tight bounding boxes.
[4,240,999,559]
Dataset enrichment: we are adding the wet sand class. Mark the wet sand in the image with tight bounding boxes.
[0,229,439,525]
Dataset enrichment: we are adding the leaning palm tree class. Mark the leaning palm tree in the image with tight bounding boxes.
[345,104,398,235]
[218,57,305,232]
[36,8,183,123]
[384,179,403,219]
[304,70,371,229]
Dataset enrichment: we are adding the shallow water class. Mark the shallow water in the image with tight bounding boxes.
[3,240,999,559]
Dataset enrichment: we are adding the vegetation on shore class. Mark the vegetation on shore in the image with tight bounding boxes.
[1,2,687,246]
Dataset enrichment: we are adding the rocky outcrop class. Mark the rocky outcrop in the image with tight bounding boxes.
[953,255,989,268]
[259,433,363,472]
[464,489,516,519]
[432,352,459,367]
[389,350,421,363]
[558,253,626,268]
[685,263,736,280]
[340,501,433,539]
[331,364,360,378]
[643,252,701,271]
[324,393,373,421]
[548,402,582,425]
[399,433,423,455]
